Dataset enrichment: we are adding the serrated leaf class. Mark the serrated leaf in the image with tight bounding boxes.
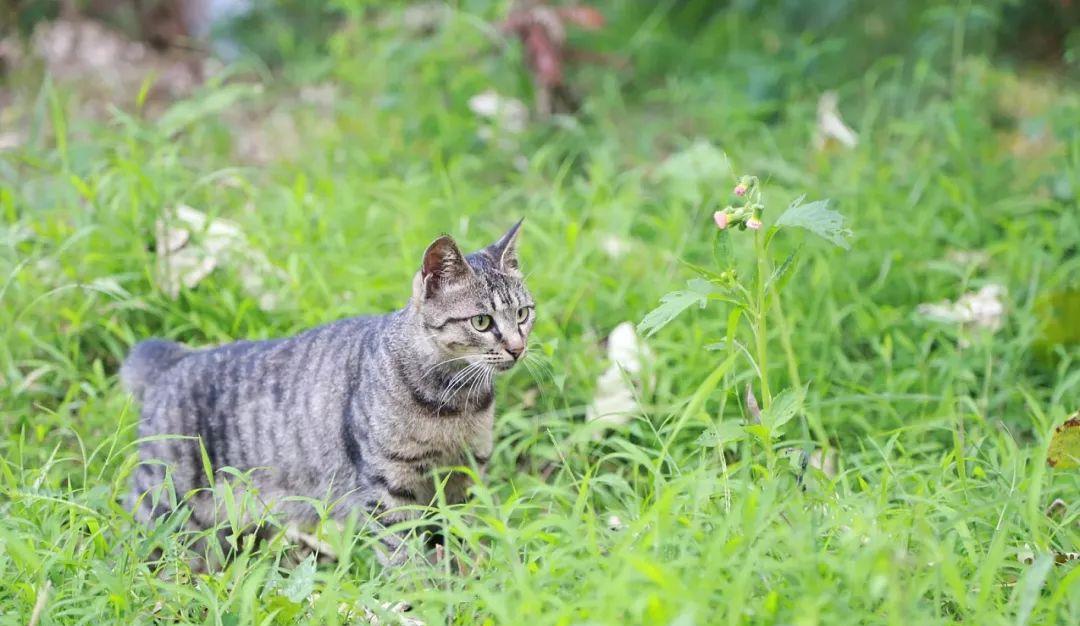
[696,421,746,447]
[280,553,317,604]
[1047,412,1080,469]
[638,279,715,338]
[761,385,807,432]
[775,196,851,249]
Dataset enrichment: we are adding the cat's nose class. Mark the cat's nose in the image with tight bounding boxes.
[505,342,525,360]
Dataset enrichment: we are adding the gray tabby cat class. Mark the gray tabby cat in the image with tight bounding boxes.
[122,222,533,564]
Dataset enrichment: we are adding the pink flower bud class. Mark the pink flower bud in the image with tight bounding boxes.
[733,183,748,197]
[713,211,729,229]
[746,217,763,230]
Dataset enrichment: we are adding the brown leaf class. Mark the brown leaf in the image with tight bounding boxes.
[1045,498,1067,518]
[1047,413,1080,469]
[745,384,761,424]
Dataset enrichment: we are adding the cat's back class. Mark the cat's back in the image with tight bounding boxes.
[130,314,386,407]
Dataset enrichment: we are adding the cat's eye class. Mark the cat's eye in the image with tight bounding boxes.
[470,314,493,332]
[516,307,531,324]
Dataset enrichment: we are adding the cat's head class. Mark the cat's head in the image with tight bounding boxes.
[412,221,533,371]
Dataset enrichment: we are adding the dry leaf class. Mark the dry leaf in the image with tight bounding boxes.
[308,593,425,626]
[917,284,1007,333]
[1047,413,1080,469]
[1017,543,1080,567]
[468,90,529,134]
[814,91,858,150]
[809,448,837,478]
[745,384,761,424]
[359,601,425,626]
[1045,498,1067,518]
[585,322,652,428]
[520,387,539,409]
[155,205,287,310]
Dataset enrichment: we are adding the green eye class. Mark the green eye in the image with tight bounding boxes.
[516,307,531,324]
[470,314,493,332]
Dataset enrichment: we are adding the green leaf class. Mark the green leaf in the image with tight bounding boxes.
[696,421,746,447]
[280,553,317,604]
[761,385,807,432]
[744,424,771,443]
[638,279,715,338]
[1047,413,1080,469]
[676,258,728,283]
[766,249,799,294]
[1014,553,1053,626]
[157,84,261,137]
[775,196,851,249]
[654,140,730,205]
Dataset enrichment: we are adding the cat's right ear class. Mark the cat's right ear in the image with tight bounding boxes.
[418,235,472,299]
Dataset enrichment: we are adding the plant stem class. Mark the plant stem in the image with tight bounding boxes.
[754,228,772,408]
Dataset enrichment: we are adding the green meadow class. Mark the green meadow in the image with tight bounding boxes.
[1,2,1078,624]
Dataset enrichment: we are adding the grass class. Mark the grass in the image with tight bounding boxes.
[1,2,1079,624]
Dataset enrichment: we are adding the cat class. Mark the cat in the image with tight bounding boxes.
[121,221,533,565]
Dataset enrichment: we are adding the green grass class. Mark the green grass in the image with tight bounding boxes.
[2,2,1079,624]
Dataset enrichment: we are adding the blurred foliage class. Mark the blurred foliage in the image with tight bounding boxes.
[2,0,1077,76]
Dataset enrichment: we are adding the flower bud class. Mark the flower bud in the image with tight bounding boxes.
[713,211,730,229]
[733,183,748,197]
[746,217,763,230]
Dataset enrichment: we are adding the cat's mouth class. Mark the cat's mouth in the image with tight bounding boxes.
[493,360,517,372]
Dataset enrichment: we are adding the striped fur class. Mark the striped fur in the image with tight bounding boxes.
[123,223,532,564]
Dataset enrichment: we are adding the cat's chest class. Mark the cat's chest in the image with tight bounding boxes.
[382,404,495,463]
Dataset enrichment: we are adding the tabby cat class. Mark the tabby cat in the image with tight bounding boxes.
[122,222,532,564]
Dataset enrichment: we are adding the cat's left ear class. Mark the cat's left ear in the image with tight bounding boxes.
[487,219,524,274]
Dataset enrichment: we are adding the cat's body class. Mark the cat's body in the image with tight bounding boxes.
[123,223,532,563]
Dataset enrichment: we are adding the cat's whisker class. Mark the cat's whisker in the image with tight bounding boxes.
[519,358,549,404]
[420,354,477,380]
[440,363,489,414]
[441,362,481,400]
[466,364,494,409]
[522,353,553,380]
[440,362,488,408]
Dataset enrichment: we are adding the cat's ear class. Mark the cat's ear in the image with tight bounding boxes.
[487,219,524,274]
[420,235,472,298]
